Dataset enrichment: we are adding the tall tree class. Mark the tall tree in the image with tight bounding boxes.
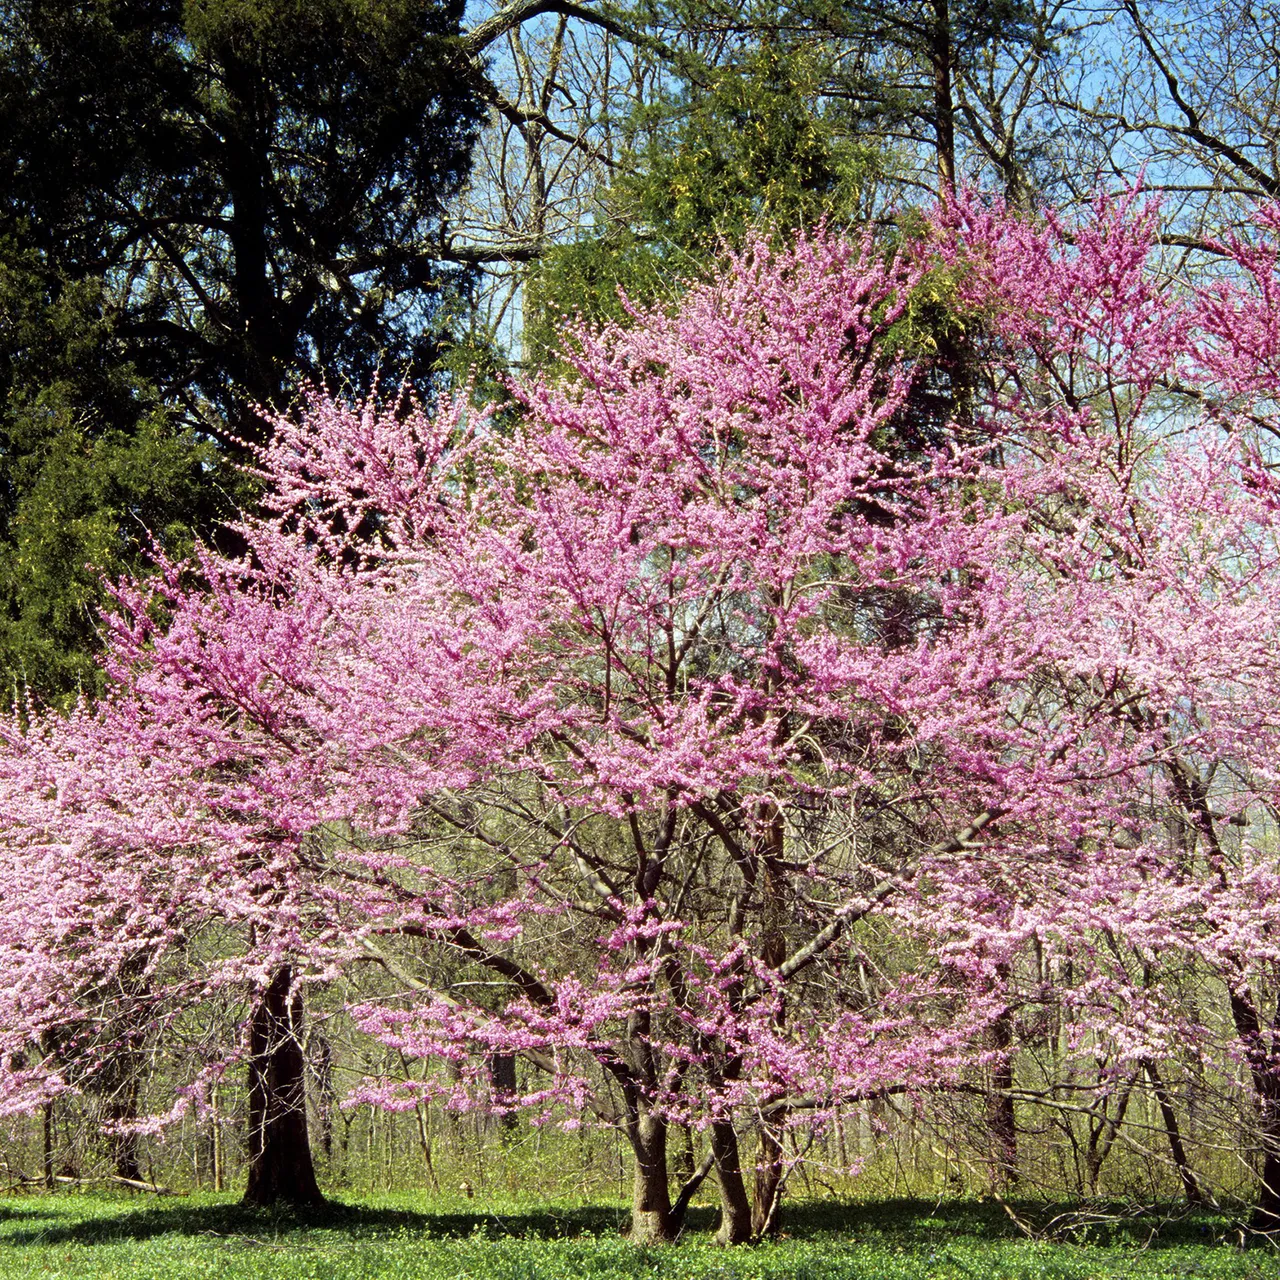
[0,237,219,702]
[520,0,901,373]
[0,0,487,704]
[2,0,485,439]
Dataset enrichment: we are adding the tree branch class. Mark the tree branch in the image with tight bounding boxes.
[777,809,1004,980]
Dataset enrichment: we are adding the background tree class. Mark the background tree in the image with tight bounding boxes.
[1,0,485,438]
[524,12,886,356]
[0,237,220,703]
[0,0,491,704]
[1047,0,1280,233]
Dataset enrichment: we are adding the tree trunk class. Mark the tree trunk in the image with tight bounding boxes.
[987,996,1018,1190]
[628,1110,675,1244]
[752,1125,784,1238]
[42,1101,54,1191]
[752,804,788,1239]
[490,1052,518,1131]
[929,0,957,192]
[1223,988,1280,1231]
[243,966,323,1207]
[106,1089,143,1184]
[710,1119,753,1245]
[1141,1059,1204,1205]
[1254,1089,1280,1231]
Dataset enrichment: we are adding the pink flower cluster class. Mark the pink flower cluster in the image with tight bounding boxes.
[4,191,1280,1185]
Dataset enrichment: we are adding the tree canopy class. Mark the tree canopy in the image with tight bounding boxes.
[9,195,1280,1232]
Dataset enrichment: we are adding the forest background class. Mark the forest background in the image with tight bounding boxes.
[7,0,1280,1253]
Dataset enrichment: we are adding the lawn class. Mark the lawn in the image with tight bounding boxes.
[0,1193,1276,1279]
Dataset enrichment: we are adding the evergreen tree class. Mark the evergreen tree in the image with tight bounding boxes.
[0,238,220,703]
[0,0,485,702]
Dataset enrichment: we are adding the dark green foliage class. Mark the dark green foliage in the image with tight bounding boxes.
[0,237,224,705]
[1,0,484,431]
[0,0,484,703]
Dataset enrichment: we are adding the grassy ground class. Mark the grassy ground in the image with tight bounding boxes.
[0,1192,1276,1280]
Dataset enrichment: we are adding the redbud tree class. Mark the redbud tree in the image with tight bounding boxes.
[7,192,1280,1238]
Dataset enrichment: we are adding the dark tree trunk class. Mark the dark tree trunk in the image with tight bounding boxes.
[219,52,291,443]
[710,1119,753,1245]
[987,995,1018,1189]
[1227,990,1280,1231]
[628,1110,675,1243]
[1141,1058,1204,1205]
[1084,1070,1135,1196]
[97,1010,146,1185]
[42,1101,54,1191]
[1254,1086,1280,1231]
[1258,1145,1280,1231]
[243,966,323,1207]
[752,805,789,1239]
[929,0,957,192]
[489,1052,518,1131]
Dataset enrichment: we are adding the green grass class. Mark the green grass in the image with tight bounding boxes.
[0,1193,1276,1279]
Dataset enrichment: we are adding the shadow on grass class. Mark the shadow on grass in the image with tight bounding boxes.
[783,1196,1239,1248]
[0,1202,61,1225]
[1,1197,639,1247]
[0,1194,1240,1251]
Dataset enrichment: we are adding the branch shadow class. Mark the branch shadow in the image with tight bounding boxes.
[783,1196,1240,1249]
[0,1193,1239,1251]
[0,1197,637,1247]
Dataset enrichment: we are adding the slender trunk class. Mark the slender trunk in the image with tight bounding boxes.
[674,1122,695,1184]
[212,1087,225,1192]
[752,803,788,1238]
[751,1125,784,1238]
[243,966,323,1207]
[314,1032,334,1161]
[413,1102,440,1193]
[490,1052,518,1131]
[710,1119,753,1245]
[42,1101,54,1191]
[1140,1059,1204,1205]
[987,993,1018,1190]
[1085,1072,1134,1196]
[930,0,957,193]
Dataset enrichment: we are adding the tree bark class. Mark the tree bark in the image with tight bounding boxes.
[986,992,1018,1190]
[751,1124,784,1238]
[1227,989,1280,1231]
[1141,1058,1204,1205]
[752,804,788,1238]
[929,0,957,192]
[628,1109,675,1243]
[106,1088,143,1185]
[490,1052,518,1131]
[243,966,323,1207]
[42,1101,54,1191]
[710,1118,753,1244]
